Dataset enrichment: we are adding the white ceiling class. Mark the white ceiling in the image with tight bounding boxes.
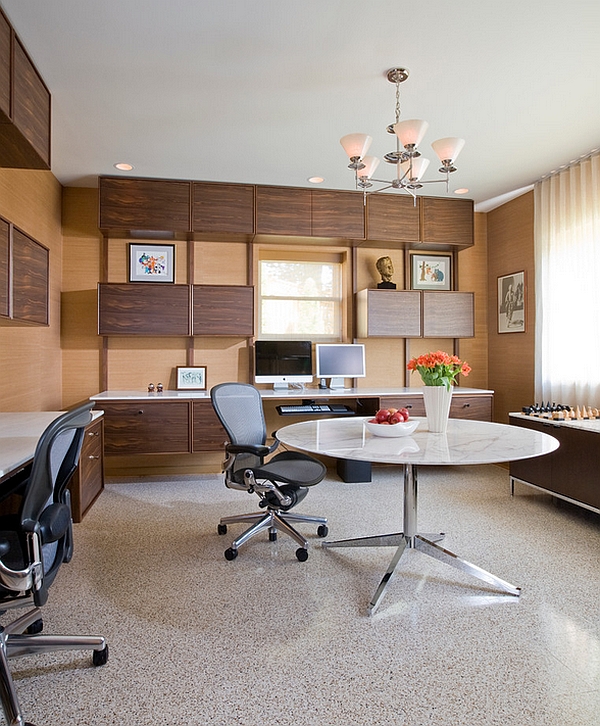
[3,0,600,210]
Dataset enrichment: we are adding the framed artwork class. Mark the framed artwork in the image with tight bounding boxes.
[498,271,526,333]
[129,243,175,283]
[411,253,452,290]
[176,366,207,391]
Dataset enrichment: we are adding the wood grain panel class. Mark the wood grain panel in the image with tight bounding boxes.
[101,401,190,454]
[0,217,8,317]
[192,182,254,234]
[12,228,49,324]
[0,10,10,120]
[311,189,365,238]
[366,194,420,242]
[421,197,474,247]
[98,282,190,335]
[99,177,191,232]
[11,37,51,167]
[356,289,421,337]
[192,284,254,336]
[192,400,228,451]
[422,291,474,338]
[255,186,311,236]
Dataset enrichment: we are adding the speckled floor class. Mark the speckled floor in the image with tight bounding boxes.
[6,464,600,726]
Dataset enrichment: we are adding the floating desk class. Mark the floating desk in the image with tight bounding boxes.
[276,416,559,615]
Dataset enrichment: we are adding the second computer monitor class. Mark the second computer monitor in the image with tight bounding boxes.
[315,343,366,390]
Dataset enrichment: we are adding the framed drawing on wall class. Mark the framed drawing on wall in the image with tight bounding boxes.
[498,271,526,333]
[410,253,452,290]
[176,366,207,390]
[129,243,175,283]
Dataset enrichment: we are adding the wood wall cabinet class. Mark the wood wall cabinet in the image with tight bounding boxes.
[356,289,421,338]
[509,415,600,512]
[0,216,8,317]
[192,400,228,451]
[192,285,254,336]
[11,227,49,325]
[98,177,191,233]
[421,197,474,248]
[69,416,104,522]
[255,185,312,236]
[365,194,420,243]
[311,189,365,239]
[192,182,254,234]
[98,283,191,336]
[422,291,474,338]
[0,10,51,169]
[101,401,191,455]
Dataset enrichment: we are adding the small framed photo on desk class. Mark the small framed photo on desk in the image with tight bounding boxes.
[176,366,207,390]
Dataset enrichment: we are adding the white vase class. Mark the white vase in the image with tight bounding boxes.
[422,385,453,433]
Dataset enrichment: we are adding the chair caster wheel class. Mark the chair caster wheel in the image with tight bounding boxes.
[224,547,238,560]
[93,644,109,667]
[317,524,329,538]
[296,547,308,562]
[269,530,277,542]
[26,618,43,634]
[217,523,227,535]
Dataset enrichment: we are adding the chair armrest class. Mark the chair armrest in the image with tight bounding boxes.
[225,443,271,457]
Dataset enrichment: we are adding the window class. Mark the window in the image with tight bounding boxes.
[258,256,343,340]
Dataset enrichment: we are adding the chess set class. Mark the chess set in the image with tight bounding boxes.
[521,402,600,420]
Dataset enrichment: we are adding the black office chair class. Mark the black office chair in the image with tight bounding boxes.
[211,383,329,561]
[0,402,108,726]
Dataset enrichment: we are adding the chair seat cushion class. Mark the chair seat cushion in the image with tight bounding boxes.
[255,451,326,488]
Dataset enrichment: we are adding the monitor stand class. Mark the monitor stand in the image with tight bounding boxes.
[272,382,290,391]
[328,377,347,390]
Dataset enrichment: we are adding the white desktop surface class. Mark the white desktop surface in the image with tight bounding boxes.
[276,416,558,466]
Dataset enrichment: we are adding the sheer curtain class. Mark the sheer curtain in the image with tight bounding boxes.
[534,152,600,406]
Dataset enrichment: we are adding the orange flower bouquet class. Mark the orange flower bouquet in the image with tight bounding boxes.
[407,350,471,391]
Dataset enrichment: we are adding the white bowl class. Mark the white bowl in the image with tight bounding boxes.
[364,418,420,438]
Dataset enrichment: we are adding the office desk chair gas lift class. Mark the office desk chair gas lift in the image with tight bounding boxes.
[211,383,328,561]
[0,402,108,726]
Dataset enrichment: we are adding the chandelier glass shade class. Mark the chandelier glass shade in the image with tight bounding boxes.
[340,68,465,198]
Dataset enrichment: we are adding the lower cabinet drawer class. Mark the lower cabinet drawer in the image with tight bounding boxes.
[192,401,228,452]
[101,402,191,454]
[450,395,492,421]
[379,396,425,416]
[69,417,104,522]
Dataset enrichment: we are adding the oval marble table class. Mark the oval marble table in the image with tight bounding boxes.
[276,416,559,615]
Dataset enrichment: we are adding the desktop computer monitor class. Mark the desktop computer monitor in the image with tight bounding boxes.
[254,340,313,390]
[315,343,366,389]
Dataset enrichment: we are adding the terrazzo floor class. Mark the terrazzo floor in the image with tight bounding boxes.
[5,464,600,725]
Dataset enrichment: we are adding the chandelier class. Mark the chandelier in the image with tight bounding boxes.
[340,68,465,200]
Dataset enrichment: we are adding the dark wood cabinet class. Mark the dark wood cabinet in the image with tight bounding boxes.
[98,283,190,336]
[365,194,420,243]
[0,217,8,317]
[11,228,49,325]
[101,401,190,455]
[99,177,191,232]
[0,11,51,169]
[311,189,365,239]
[420,197,474,248]
[69,416,104,522]
[192,182,254,234]
[378,391,492,421]
[255,185,311,236]
[192,285,254,336]
[422,291,474,338]
[192,400,228,451]
[510,415,600,512]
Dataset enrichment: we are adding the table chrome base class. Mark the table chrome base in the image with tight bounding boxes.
[323,464,521,615]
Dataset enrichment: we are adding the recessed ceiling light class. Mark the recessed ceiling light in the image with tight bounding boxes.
[308,176,324,184]
[114,162,134,171]
[454,188,469,194]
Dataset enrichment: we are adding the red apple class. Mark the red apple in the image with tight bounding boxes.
[389,411,403,424]
[375,409,390,423]
[399,408,410,419]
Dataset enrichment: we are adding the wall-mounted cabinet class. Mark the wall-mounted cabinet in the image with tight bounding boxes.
[255,185,312,236]
[98,283,191,336]
[192,285,254,336]
[421,197,474,248]
[99,177,192,233]
[311,189,365,239]
[0,9,51,169]
[365,194,420,244]
[193,182,254,234]
[356,288,474,339]
[0,217,49,326]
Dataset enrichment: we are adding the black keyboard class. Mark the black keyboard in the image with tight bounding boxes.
[276,403,354,415]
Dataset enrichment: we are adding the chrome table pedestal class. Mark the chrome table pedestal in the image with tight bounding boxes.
[323,462,521,615]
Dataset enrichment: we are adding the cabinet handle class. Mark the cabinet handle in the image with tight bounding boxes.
[462,403,470,408]
[87,431,99,437]
[87,455,100,460]
[137,410,144,415]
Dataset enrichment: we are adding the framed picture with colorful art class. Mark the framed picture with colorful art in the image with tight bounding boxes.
[129,243,175,283]
[410,253,452,291]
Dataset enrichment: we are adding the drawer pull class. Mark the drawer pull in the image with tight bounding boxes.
[87,431,99,437]
[462,403,470,408]
[87,455,100,460]
[137,410,144,415]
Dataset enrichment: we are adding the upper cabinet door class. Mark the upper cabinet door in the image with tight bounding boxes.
[255,186,311,236]
[422,291,474,338]
[311,190,365,239]
[0,11,10,121]
[365,194,420,243]
[12,228,49,325]
[0,217,9,317]
[192,285,254,336]
[192,182,254,234]
[99,177,192,233]
[420,197,474,248]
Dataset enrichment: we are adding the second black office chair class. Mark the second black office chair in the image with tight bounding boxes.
[211,383,328,561]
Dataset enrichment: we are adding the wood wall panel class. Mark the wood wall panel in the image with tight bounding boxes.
[487,191,535,422]
[0,217,8,317]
